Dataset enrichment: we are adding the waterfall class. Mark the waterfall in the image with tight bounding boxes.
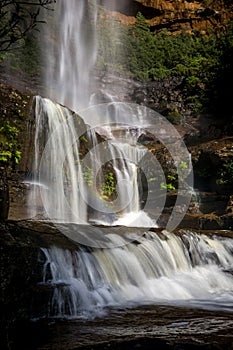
[29,0,160,225]
[29,94,193,226]
[29,96,157,225]
[29,1,233,324]
[39,230,233,318]
[31,0,194,226]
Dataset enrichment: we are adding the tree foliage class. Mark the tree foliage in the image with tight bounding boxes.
[0,0,56,52]
[97,12,233,123]
[0,121,21,167]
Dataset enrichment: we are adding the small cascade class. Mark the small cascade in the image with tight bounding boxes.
[39,230,233,318]
[79,102,164,226]
[106,141,145,214]
[188,187,202,214]
[109,141,151,226]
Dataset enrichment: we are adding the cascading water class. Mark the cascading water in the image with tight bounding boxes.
[29,95,157,224]
[27,0,233,325]
[39,230,233,318]
[29,0,158,225]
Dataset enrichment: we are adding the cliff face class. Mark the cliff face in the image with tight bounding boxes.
[112,0,233,34]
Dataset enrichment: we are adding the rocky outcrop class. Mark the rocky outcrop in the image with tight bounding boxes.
[97,72,225,143]
[0,170,9,222]
[111,0,233,35]
[0,85,33,221]
[190,136,233,192]
[0,220,85,348]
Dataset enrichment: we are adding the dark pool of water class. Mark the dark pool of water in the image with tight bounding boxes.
[6,304,233,350]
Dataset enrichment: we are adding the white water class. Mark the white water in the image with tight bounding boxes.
[30,0,158,226]
[32,0,194,227]
[32,2,233,321]
[40,230,233,318]
[30,96,87,223]
[114,211,156,227]
[44,0,98,110]
[30,95,156,225]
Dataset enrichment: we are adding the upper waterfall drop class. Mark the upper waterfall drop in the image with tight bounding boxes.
[44,0,98,110]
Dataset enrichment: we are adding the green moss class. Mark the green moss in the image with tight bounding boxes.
[166,111,181,125]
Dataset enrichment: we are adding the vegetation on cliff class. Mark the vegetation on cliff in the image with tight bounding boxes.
[0,4,232,129]
[98,12,233,129]
[0,85,31,221]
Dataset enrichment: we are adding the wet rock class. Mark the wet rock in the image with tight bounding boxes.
[226,195,233,214]
[0,169,9,222]
[132,77,186,119]
[178,213,233,231]
[190,136,233,194]
[198,192,229,215]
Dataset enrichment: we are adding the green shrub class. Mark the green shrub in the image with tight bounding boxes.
[0,121,21,168]
[97,10,233,120]
[216,161,233,185]
[102,172,116,199]
[82,166,93,187]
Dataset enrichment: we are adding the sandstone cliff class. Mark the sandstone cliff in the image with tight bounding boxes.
[111,0,233,34]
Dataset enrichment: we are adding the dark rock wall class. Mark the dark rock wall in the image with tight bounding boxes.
[0,220,80,348]
[0,231,40,348]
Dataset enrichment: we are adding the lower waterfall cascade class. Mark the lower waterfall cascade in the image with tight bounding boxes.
[29,95,193,229]
[29,96,168,226]
[39,230,233,319]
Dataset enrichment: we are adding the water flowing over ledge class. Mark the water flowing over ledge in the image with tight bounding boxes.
[3,220,233,319]
[26,95,193,231]
[1,220,233,349]
[39,228,233,318]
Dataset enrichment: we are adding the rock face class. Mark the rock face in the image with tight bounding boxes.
[0,172,9,222]
[113,0,233,35]
[132,77,187,127]
[0,84,33,221]
[190,136,233,193]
